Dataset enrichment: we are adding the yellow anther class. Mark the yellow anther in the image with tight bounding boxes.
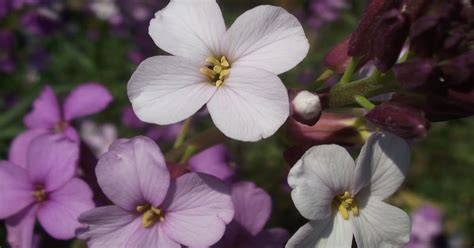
[33,186,47,203]
[206,56,221,66]
[220,56,230,67]
[136,204,150,213]
[352,205,359,216]
[137,204,165,228]
[213,65,223,74]
[200,55,231,87]
[339,204,350,220]
[200,68,217,78]
[333,191,358,221]
[220,69,230,77]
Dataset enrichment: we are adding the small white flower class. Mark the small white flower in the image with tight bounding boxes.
[286,132,411,248]
[80,121,117,157]
[127,0,309,142]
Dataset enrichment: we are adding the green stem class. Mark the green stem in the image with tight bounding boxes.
[173,117,193,148]
[339,57,357,85]
[328,72,399,108]
[166,127,226,163]
[354,95,376,110]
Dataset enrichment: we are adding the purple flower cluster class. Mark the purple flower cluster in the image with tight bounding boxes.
[1,83,289,247]
[319,0,474,141]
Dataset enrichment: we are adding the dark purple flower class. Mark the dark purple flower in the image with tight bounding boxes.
[372,9,410,72]
[393,59,438,90]
[0,134,95,248]
[348,0,402,57]
[365,101,430,140]
[213,181,289,248]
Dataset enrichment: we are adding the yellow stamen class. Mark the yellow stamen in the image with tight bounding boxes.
[206,57,221,66]
[33,186,47,203]
[200,55,231,87]
[220,56,230,67]
[137,204,165,228]
[200,68,216,78]
[333,191,358,220]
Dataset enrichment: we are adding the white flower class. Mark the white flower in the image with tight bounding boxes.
[127,0,309,142]
[286,132,411,248]
[80,121,117,157]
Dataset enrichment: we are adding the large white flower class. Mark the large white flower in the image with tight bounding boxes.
[127,0,309,142]
[286,132,411,248]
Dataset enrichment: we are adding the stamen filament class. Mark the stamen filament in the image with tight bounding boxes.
[200,55,231,87]
[333,191,359,220]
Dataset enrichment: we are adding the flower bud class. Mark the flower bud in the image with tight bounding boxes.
[365,101,430,140]
[348,0,402,57]
[289,89,323,126]
[323,37,350,74]
[393,59,437,89]
[373,10,410,72]
[288,112,371,146]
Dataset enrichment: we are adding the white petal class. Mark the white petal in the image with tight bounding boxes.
[222,5,309,75]
[149,0,225,60]
[286,214,353,248]
[352,132,410,200]
[128,56,216,125]
[288,145,355,220]
[207,67,289,142]
[352,199,410,248]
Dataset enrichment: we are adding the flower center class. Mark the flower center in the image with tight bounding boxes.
[137,203,165,228]
[200,55,231,87]
[54,121,68,133]
[33,185,47,203]
[332,191,359,220]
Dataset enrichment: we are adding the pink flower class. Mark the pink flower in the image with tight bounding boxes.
[77,136,234,247]
[0,134,95,248]
[9,84,112,167]
[188,144,236,181]
[213,181,289,248]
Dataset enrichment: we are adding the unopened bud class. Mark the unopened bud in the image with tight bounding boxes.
[365,101,430,140]
[290,90,323,126]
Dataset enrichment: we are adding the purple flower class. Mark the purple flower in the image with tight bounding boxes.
[77,136,234,247]
[304,0,347,30]
[188,144,236,181]
[213,181,289,248]
[0,134,95,248]
[406,205,443,248]
[20,9,60,36]
[8,84,112,166]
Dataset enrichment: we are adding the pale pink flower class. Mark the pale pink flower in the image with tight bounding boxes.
[128,0,309,141]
